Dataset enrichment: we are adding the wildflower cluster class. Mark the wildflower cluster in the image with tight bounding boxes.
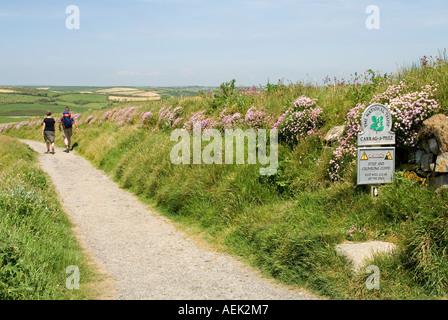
[97,106,139,126]
[183,110,218,131]
[244,106,272,130]
[418,53,448,69]
[1,112,90,133]
[72,113,81,123]
[15,121,29,130]
[347,225,366,237]
[275,96,324,145]
[272,110,289,130]
[173,106,274,132]
[109,106,139,126]
[0,120,41,133]
[141,111,154,125]
[219,108,243,130]
[157,106,183,130]
[241,86,262,96]
[421,56,430,69]
[370,81,439,147]
[83,115,95,124]
[328,103,365,181]
[199,117,220,130]
[101,109,114,121]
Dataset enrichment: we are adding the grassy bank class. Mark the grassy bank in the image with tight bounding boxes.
[0,135,104,299]
[3,53,448,299]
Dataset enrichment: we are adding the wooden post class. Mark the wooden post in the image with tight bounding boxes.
[366,185,378,197]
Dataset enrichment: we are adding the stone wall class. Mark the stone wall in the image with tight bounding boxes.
[407,114,448,191]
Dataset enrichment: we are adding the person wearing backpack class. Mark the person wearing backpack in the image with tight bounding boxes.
[58,107,79,153]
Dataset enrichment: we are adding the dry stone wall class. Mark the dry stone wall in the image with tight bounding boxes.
[412,114,448,191]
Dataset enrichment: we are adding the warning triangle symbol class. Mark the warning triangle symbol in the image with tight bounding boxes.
[385,152,393,160]
[361,152,368,160]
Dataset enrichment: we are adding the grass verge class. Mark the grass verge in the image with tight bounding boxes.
[0,135,109,300]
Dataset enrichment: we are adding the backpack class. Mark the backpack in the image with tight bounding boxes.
[62,111,73,128]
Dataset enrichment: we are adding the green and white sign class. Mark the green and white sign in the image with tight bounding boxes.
[357,104,395,146]
[357,147,395,185]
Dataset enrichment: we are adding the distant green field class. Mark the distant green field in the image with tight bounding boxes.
[0,88,112,123]
[0,93,45,104]
[0,103,59,116]
[0,116,30,124]
[0,86,217,124]
[136,86,216,97]
[55,93,108,103]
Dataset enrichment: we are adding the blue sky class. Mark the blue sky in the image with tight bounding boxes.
[0,0,447,86]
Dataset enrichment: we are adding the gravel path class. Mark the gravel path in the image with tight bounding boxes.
[22,139,318,300]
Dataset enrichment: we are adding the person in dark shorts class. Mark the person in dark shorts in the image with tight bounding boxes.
[42,110,56,154]
[58,107,78,153]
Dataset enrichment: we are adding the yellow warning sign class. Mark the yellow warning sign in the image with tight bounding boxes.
[361,152,368,160]
[385,152,393,160]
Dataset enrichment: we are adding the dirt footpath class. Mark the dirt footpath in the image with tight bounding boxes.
[22,139,318,300]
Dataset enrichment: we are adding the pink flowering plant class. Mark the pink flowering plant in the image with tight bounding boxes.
[72,113,81,123]
[101,109,114,121]
[84,115,95,124]
[14,121,28,130]
[241,86,262,96]
[274,96,324,145]
[141,111,154,126]
[157,106,183,131]
[1,119,40,132]
[244,106,273,130]
[347,225,367,241]
[183,110,219,131]
[199,117,219,131]
[219,108,243,130]
[183,110,206,131]
[370,81,439,147]
[110,106,139,126]
[328,103,364,181]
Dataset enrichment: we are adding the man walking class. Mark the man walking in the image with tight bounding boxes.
[58,107,78,153]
